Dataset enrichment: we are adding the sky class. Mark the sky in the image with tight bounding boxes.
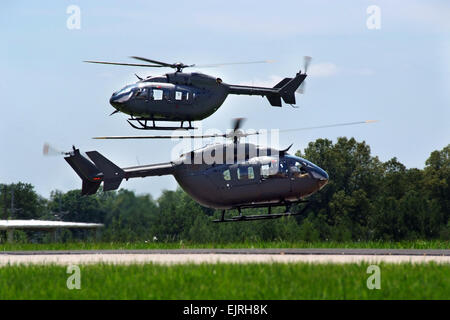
[1,0,449,199]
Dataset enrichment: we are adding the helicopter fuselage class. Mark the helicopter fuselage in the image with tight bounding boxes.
[109,71,306,125]
[170,143,328,209]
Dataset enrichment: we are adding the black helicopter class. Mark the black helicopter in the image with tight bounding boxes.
[84,56,311,130]
[46,119,377,222]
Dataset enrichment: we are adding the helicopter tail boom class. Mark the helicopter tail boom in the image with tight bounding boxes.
[64,148,175,195]
[227,72,306,107]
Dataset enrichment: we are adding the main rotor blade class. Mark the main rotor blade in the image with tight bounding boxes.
[93,133,227,140]
[278,120,379,134]
[194,60,274,68]
[92,120,378,140]
[233,118,245,132]
[130,56,174,67]
[84,60,164,67]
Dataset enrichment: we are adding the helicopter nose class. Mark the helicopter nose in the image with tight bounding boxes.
[310,167,329,189]
[110,94,120,107]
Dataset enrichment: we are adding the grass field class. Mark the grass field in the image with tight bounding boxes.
[0,240,448,251]
[0,262,448,299]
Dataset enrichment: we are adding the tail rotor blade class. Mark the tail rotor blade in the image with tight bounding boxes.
[296,81,306,94]
[43,143,65,156]
[303,56,312,74]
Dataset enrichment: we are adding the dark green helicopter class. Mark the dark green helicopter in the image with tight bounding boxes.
[45,119,377,222]
[84,56,311,130]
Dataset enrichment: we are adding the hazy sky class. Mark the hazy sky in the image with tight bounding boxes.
[1,0,449,199]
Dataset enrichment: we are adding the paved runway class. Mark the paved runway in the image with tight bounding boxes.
[0,249,449,265]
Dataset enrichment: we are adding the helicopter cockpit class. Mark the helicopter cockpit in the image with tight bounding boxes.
[110,84,136,104]
[284,155,329,181]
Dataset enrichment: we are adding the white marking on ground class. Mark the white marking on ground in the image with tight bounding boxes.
[0,254,449,265]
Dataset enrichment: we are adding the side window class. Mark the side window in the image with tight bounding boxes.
[185,92,190,100]
[163,90,171,100]
[175,91,182,100]
[238,167,249,180]
[248,167,255,179]
[153,89,163,100]
[223,169,231,181]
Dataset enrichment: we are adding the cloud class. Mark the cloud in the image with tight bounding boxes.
[308,62,339,77]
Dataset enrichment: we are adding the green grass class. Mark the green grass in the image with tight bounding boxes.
[0,240,448,251]
[0,262,448,299]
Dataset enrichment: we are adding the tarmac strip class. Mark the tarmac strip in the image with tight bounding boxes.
[0,249,449,265]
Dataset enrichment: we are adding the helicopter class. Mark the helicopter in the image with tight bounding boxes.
[84,56,312,130]
[46,119,377,222]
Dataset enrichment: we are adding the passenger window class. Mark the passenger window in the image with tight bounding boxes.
[153,89,163,100]
[238,167,249,180]
[261,164,270,178]
[223,169,231,181]
[186,92,189,100]
[248,167,254,179]
[163,90,171,100]
[175,91,182,100]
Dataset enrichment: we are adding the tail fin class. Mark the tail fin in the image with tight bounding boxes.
[265,73,307,106]
[64,149,103,195]
[278,72,307,105]
[85,151,124,191]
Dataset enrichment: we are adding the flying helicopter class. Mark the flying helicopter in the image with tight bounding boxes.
[45,119,377,222]
[84,56,312,130]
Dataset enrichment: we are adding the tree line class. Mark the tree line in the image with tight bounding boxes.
[0,137,448,243]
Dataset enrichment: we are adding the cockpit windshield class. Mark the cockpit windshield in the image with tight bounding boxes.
[115,84,135,96]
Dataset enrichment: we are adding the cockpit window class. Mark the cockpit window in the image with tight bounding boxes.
[295,161,308,174]
[116,85,134,96]
[136,88,147,99]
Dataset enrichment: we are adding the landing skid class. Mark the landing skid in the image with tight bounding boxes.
[212,201,309,223]
[127,118,196,131]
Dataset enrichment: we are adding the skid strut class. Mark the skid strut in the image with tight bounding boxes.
[213,201,310,223]
[127,117,196,130]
